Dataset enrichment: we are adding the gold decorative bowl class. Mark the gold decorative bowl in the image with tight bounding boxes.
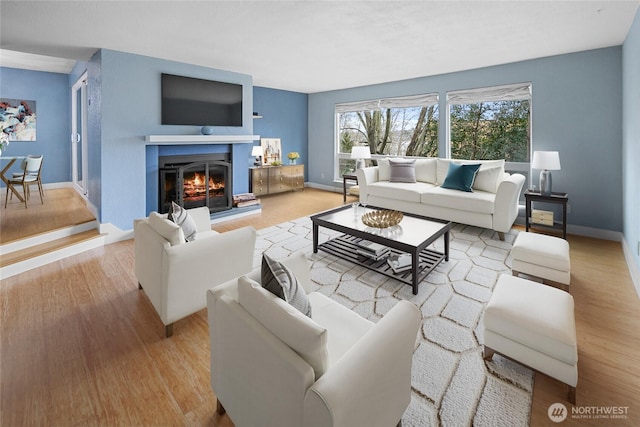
[361,210,403,228]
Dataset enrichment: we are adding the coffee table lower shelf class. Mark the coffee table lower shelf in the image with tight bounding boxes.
[317,234,445,291]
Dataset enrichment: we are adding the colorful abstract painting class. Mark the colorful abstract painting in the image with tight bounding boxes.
[0,99,37,141]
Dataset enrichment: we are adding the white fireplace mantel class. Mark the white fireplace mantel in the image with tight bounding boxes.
[145,134,260,144]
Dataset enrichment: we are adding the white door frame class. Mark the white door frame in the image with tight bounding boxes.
[71,72,88,198]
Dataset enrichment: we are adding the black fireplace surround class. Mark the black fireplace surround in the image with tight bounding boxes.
[159,153,232,214]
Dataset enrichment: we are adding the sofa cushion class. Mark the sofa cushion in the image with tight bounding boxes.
[262,254,312,317]
[389,158,416,183]
[437,158,505,185]
[368,181,436,203]
[441,162,481,192]
[473,166,503,193]
[422,186,496,214]
[170,202,197,242]
[237,276,328,379]
[414,158,437,184]
[377,158,391,181]
[148,211,185,246]
[307,292,373,366]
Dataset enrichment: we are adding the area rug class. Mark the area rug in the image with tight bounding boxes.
[252,216,534,427]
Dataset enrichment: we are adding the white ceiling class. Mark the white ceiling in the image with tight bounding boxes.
[1,1,638,93]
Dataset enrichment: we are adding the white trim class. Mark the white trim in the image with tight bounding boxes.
[0,220,98,255]
[621,236,640,299]
[0,233,106,279]
[145,135,260,143]
[565,224,622,242]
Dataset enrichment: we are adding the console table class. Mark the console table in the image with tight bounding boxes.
[524,190,568,239]
[250,165,304,196]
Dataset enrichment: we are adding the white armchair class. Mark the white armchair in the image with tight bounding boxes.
[134,206,256,337]
[207,252,421,427]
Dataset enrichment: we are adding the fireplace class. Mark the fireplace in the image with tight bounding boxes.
[159,153,232,214]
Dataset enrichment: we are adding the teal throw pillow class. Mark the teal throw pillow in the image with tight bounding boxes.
[441,162,481,192]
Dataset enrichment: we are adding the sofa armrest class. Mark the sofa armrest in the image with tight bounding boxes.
[355,166,379,204]
[303,300,420,427]
[493,173,526,233]
[160,226,257,324]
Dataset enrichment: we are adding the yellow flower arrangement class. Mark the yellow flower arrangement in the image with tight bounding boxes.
[287,152,300,160]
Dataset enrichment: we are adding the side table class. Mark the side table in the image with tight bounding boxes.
[342,174,358,202]
[524,190,568,239]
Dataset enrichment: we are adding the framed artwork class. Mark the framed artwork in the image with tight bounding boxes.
[260,138,282,165]
[0,99,37,141]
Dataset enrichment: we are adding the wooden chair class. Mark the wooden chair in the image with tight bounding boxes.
[5,155,44,208]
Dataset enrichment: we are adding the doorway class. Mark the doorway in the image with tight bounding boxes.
[71,72,88,198]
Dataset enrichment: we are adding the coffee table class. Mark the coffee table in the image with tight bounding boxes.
[311,205,451,295]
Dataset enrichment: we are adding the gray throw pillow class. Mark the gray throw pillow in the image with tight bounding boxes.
[389,159,417,183]
[262,254,312,317]
[170,202,197,242]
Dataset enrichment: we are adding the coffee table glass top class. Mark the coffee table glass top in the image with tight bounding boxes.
[313,205,449,246]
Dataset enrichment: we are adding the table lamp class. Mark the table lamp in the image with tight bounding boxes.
[532,151,561,195]
[351,145,371,170]
[251,145,263,166]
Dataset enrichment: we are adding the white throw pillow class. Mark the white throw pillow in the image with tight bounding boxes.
[148,212,185,246]
[237,276,329,379]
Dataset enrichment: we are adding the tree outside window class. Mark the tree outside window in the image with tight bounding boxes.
[336,94,439,176]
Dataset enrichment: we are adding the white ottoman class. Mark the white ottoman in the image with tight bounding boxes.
[511,231,571,292]
[484,274,577,404]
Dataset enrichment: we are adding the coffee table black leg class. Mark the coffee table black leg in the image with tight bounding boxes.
[313,222,319,253]
[444,230,450,261]
[411,250,419,295]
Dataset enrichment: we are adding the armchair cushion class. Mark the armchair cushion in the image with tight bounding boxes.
[170,202,197,242]
[237,275,329,380]
[262,254,312,317]
[148,211,184,246]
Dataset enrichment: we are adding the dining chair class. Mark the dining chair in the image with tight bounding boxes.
[5,155,44,208]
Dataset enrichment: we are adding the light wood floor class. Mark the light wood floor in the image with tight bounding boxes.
[1,188,638,426]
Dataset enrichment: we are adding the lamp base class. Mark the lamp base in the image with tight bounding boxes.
[254,156,262,166]
[356,159,366,170]
[539,169,552,195]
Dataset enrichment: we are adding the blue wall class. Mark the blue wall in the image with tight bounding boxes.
[74,49,254,229]
[622,9,640,275]
[253,87,309,179]
[0,67,70,184]
[309,47,624,232]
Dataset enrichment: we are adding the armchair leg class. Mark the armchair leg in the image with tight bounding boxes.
[216,398,226,415]
[568,385,576,405]
[497,232,505,241]
[165,323,174,338]
[483,346,495,361]
[397,420,402,427]
[138,282,143,290]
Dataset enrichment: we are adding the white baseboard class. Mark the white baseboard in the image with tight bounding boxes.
[621,236,640,299]
[305,181,344,193]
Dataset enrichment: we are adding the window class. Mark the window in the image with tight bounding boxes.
[335,94,439,177]
[447,82,532,195]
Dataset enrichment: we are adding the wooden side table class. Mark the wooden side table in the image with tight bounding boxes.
[524,190,569,239]
[342,174,358,202]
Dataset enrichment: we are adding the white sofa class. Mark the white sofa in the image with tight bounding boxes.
[207,251,421,427]
[356,158,526,240]
[134,206,256,337]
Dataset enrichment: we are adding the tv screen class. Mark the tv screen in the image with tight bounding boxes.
[161,73,243,127]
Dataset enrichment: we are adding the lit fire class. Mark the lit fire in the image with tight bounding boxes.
[183,172,224,198]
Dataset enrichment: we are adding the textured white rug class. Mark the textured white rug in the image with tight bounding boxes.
[253,216,534,427]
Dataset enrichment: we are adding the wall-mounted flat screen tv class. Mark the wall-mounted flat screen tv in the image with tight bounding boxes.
[161,73,243,127]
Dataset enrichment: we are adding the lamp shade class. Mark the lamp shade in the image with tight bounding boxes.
[532,151,561,170]
[251,146,263,156]
[350,145,372,159]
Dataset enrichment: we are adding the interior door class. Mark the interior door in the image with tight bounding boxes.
[71,72,88,197]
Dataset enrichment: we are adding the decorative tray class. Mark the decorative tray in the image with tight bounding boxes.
[361,210,403,228]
